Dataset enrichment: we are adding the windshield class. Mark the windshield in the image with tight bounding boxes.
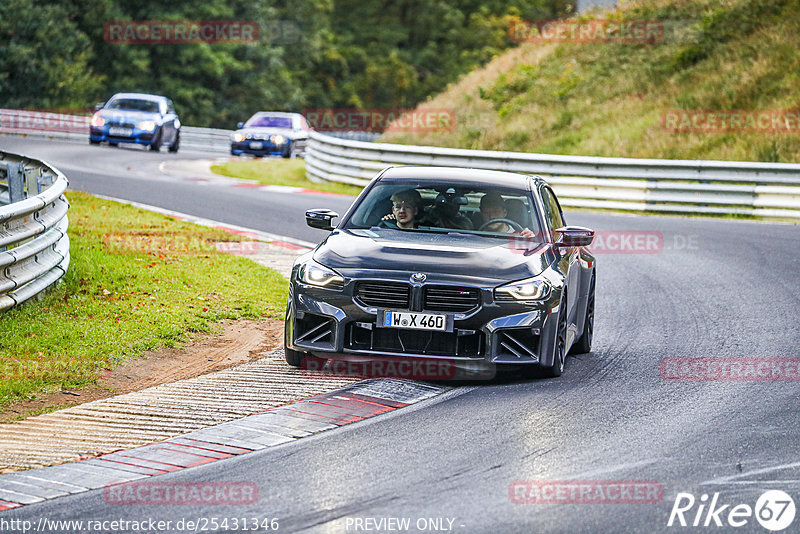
[105,98,160,113]
[245,115,293,129]
[344,181,542,240]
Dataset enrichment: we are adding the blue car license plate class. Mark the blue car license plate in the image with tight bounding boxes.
[109,127,132,137]
[382,311,446,331]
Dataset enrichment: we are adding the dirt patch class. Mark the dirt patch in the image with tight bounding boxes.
[0,319,284,423]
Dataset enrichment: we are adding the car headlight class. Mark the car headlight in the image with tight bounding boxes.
[495,277,551,300]
[138,120,156,131]
[299,260,344,288]
[232,133,246,143]
[90,114,105,127]
[271,135,285,145]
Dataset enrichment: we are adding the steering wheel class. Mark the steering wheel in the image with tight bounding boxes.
[479,218,523,232]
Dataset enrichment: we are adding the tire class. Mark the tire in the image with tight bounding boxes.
[571,274,595,354]
[89,139,100,145]
[284,346,306,368]
[540,288,567,378]
[149,129,162,151]
[282,141,294,159]
[109,142,118,147]
[168,131,180,153]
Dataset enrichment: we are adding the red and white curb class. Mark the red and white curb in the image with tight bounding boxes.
[0,380,447,510]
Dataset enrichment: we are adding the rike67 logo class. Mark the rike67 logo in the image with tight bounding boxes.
[668,490,796,531]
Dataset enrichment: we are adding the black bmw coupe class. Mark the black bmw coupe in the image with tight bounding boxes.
[285,166,596,378]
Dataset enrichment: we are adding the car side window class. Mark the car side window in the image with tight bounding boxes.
[541,186,565,232]
[167,100,175,114]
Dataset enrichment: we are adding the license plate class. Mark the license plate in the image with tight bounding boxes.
[249,141,263,149]
[109,127,132,137]
[382,311,446,331]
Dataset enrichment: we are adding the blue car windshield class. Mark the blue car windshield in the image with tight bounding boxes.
[106,99,161,113]
[246,116,293,129]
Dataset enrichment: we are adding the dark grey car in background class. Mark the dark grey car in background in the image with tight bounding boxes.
[285,166,596,378]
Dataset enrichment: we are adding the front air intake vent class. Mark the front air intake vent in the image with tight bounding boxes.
[355,282,410,309]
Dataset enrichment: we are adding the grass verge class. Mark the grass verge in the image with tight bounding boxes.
[0,192,288,410]
[381,0,800,163]
[210,158,363,196]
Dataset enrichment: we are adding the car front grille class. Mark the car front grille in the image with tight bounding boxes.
[424,286,480,313]
[107,122,135,128]
[355,282,410,309]
[345,322,483,358]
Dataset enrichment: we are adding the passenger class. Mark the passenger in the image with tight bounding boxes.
[381,189,421,229]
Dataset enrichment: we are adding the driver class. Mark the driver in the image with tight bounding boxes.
[480,192,513,232]
[480,192,535,237]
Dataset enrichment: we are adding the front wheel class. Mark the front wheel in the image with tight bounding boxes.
[89,139,100,145]
[284,347,306,367]
[540,288,567,378]
[168,131,180,153]
[571,275,595,354]
[149,129,162,151]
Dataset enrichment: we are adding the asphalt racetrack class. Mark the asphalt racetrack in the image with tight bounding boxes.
[2,136,799,533]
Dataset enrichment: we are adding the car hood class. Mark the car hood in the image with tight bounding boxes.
[237,127,306,139]
[314,229,552,284]
[99,110,162,123]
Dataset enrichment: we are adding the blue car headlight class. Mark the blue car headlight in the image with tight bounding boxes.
[298,260,344,288]
[495,277,551,300]
[270,135,286,145]
[138,120,156,131]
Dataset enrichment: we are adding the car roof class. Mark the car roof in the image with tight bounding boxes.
[109,93,167,102]
[251,111,302,118]
[377,166,545,189]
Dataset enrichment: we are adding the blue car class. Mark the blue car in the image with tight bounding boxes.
[90,93,181,152]
[230,112,310,158]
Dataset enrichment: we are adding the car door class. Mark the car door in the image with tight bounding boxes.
[540,185,579,327]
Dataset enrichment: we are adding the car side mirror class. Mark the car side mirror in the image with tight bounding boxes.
[94,102,105,111]
[237,122,244,129]
[306,209,339,231]
[554,226,594,247]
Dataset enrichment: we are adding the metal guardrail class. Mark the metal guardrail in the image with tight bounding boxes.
[0,151,70,311]
[305,131,800,219]
[0,109,322,156]
[0,109,233,154]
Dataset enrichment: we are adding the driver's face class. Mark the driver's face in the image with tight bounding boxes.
[482,204,506,221]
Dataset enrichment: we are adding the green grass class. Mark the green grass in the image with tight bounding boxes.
[0,192,288,410]
[381,0,800,163]
[211,159,363,196]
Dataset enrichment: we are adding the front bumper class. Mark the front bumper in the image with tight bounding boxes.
[230,140,288,156]
[286,277,562,372]
[90,127,157,146]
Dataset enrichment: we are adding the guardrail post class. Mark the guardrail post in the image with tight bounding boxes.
[7,162,24,203]
[38,174,55,192]
[25,166,40,195]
